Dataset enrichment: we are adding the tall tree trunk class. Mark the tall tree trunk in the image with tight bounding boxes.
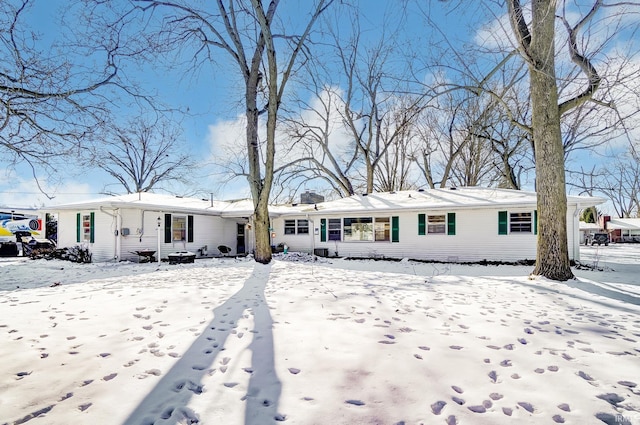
[527,0,574,280]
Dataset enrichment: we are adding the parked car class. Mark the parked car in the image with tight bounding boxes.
[591,233,609,246]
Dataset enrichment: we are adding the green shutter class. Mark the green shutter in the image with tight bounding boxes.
[76,213,81,243]
[498,211,508,235]
[534,210,538,235]
[164,214,172,243]
[418,213,426,235]
[89,212,95,243]
[320,219,326,242]
[188,215,194,242]
[392,216,399,242]
[447,212,456,235]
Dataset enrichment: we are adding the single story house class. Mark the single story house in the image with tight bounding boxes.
[271,187,604,263]
[605,218,640,243]
[47,187,603,263]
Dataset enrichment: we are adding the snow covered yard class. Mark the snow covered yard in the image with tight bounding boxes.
[0,246,639,425]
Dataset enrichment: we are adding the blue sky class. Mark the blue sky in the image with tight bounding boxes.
[1,1,637,212]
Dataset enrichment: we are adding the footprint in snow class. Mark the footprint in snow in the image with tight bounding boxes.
[431,400,446,415]
[78,403,92,411]
[517,401,535,413]
[577,371,594,381]
[468,405,486,413]
[102,373,117,381]
[452,396,465,405]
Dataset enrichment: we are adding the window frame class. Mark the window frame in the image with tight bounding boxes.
[284,219,296,235]
[374,217,390,241]
[285,219,310,235]
[343,217,373,242]
[328,218,342,241]
[509,212,533,233]
[427,214,446,234]
[172,215,187,241]
[297,219,309,235]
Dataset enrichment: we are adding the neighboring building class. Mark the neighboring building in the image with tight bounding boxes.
[605,218,640,243]
[46,187,604,263]
[579,221,600,245]
[271,187,604,263]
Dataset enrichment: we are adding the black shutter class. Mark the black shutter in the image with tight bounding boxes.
[164,214,172,243]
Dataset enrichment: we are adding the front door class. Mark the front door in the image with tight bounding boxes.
[237,223,245,254]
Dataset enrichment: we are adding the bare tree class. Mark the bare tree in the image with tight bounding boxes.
[506,0,627,280]
[122,0,334,263]
[0,0,134,192]
[91,118,195,194]
[281,6,425,198]
[282,82,361,198]
[596,147,640,218]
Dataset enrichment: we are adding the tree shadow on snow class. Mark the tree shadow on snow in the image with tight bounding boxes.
[122,263,282,425]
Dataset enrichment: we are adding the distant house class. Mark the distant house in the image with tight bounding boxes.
[605,218,640,243]
[47,187,604,263]
[271,187,604,263]
[578,221,601,245]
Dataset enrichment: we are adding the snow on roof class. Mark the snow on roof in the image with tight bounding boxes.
[45,187,605,217]
[47,192,308,217]
[299,187,605,214]
[47,192,228,215]
[579,221,600,230]
[607,218,640,230]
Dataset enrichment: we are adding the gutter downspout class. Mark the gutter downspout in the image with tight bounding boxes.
[306,214,315,258]
[573,207,580,262]
[100,206,120,261]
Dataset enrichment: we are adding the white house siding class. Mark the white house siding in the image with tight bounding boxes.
[154,214,230,261]
[56,208,242,263]
[275,206,583,263]
[56,209,118,262]
[274,207,547,263]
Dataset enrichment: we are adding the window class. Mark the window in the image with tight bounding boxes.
[164,214,194,243]
[76,212,94,243]
[323,217,394,242]
[297,219,309,234]
[284,220,296,235]
[328,218,342,241]
[285,219,309,235]
[510,212,532,233]
[375,217,390,241]
[427,215,446,234]
[344,217,374,241]
[82,214,92,242]
[420,213,456,235]
[172,216,187,241]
